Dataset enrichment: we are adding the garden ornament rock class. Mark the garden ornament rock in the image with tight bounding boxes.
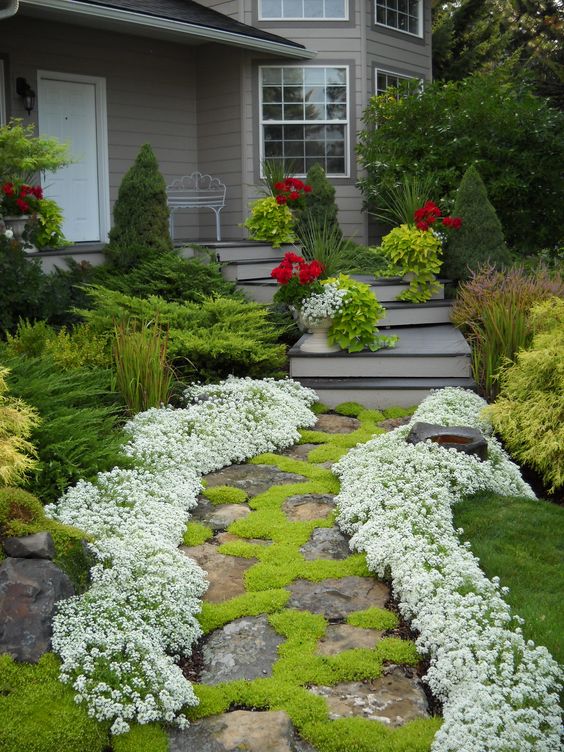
[2,531,55,559]
[406,421,488,460]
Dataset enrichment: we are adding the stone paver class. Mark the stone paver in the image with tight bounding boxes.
[286,577,389,619]
[313,414,360,434]
[215,532,271,547]
[309,666,429,726]
[280,443,318,461]
[180,543,255,602]
[203,464,306,497]
[191,498,251,530]
[300,527,350,560]
[282,493,336,522]
[315,624,382,656]
[169,710,317,752]
[200,615,283,685]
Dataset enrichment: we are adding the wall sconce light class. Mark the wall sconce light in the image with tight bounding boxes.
[16,77,35,115]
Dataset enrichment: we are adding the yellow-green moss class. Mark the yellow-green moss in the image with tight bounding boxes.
[312,402,330,415]
[334,402,365,417]
[198,589,290,634]
[0,654,109,752]
[182,521,213,546]
[383,406,416,419]
[306,444,348,464]
[347,607,399,630]
[202,485,249,505]
[112,723,168,752]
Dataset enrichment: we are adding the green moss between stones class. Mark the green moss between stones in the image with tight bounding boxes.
[198,589,291,634]
[202,485,249,505]
[306,444,348,464]
[383,406,416,419]
[347,607,399,630]
[0,654,109,752]
[0,487,91,591]
[312,402,330,415]
[334,401,365,417]
[111,724,168,752]
[183,521,213,547]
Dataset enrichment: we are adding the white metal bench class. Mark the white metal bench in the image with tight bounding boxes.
[166,172,226,242]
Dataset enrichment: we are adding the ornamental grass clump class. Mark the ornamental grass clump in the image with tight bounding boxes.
[46,377,318,734]
[113,320,173,415]
[451,264,563,400]
[484,297,564,494]
[0,366,39,486]
[334,388,561,752]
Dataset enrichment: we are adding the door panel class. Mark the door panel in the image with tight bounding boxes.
[39,77,100,242]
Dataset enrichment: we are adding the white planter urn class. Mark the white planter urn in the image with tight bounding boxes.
[2,214,31,242]
[299,317,340,353]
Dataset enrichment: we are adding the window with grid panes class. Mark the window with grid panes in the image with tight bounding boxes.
[260,0,347,20]
[260,66,348,177]
[375,69,420,98]
[375,0,421,35]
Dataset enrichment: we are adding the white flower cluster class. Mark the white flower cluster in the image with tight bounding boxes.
[333,388,562,752]
[300,282,348,327]
[47,377,318,734]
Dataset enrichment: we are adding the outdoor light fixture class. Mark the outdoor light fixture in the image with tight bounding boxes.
[16,77,35,114]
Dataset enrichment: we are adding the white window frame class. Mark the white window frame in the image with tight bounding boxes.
[0,60,6,126]
[374,0,423,38]
[374,68,423,98]
[259,0,349,21]
[259,64,350,179]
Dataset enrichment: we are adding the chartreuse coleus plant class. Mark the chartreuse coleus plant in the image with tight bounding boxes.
[176,404,440,752]
[326,275,398,352]
[379,225,442,303]
[243,195,296,248]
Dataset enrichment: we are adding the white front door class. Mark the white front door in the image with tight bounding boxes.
[38,74,103,242]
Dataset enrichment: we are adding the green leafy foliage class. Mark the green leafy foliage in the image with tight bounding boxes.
[378,225,442,302]
[451,264,563,399]
[0,487,92,590]
[78,286,286,382]
[327,275,398,352]
[31,197,69,249]
[3,354,127,503]
[0,235,49,333]
[443,166,511,282]
[453,492,564,662]
[357,71,564,253]
[105,143,172,269]
[371,174,434,228]
[243,196,296,247]
[0,119,71,184]
[484,297,564,493]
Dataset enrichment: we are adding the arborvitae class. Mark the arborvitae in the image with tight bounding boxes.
[296,163,342,237]
[105,143,172,269]
[442,165,511,282]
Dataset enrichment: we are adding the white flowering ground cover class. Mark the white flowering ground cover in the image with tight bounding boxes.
[46,377,318,735]
[334,388,562,752]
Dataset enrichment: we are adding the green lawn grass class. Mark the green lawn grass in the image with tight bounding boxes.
[453,492,564,664]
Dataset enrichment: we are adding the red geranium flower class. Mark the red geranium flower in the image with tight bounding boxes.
[2,182,14,196]
[276,194,287,205]
[289,191,300,202]
[16,198,30,213]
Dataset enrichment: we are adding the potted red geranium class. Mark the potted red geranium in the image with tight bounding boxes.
[1,181,43,243]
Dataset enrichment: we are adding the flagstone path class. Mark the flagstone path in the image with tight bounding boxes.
[170,412,435,752]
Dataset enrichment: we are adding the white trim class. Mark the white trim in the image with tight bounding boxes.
[258,0,349,21]
[0,60,6,126]
[21,0,316,59]
[259,64,350,179]
[374,0,423,38]
[37,70,111,242]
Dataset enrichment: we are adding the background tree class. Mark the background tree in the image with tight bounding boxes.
[357,70,564,253]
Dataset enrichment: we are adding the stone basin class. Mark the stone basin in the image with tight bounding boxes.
[406,421,488,461]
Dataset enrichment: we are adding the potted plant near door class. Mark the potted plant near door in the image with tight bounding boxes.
[0,181,43,245]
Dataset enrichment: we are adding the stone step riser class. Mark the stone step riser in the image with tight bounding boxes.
[301,386,447,408]
[290,355,471,380]
[215,245,292,262]
[236,280,445,303]
[223,261,278,281]
[379,305,452,327]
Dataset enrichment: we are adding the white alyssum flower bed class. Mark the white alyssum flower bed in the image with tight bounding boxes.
[47,377,317,734]
[334,388,562,752]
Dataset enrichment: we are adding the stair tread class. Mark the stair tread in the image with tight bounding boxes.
[289,325,470,357]
[296,376,477,388]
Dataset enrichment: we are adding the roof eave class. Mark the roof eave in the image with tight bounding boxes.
[19,0,317,58]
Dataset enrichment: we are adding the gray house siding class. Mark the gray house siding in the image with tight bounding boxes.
[0,14,201,240]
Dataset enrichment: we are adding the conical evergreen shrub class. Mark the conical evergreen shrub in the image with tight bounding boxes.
[296,163,342,238]
[105,143,172,269]
[442,165,511,282]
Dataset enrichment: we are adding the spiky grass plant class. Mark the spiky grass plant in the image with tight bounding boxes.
[297,220,350,278]
[113,320,173,415]
[370,173,434,228]
[452,264,563,399]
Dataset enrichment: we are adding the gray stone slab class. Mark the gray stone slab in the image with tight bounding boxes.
[283,494,336,522]
[191,498,251,531]
[180,544,255,603]
[313,414,360,434]
[286,577,389,619]
[315,624,382,656]
[203,464,306,498]
[300,528,350,560]
[200,615,283,685]
[169,710,318,752]
[2,532,55,560]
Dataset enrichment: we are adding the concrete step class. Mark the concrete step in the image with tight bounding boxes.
[237,277,447,305]
[289,325,471,380]
[199,241,295,263]
[295,377,478,409]
[380,300,452,327]
[223,259,280,282]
